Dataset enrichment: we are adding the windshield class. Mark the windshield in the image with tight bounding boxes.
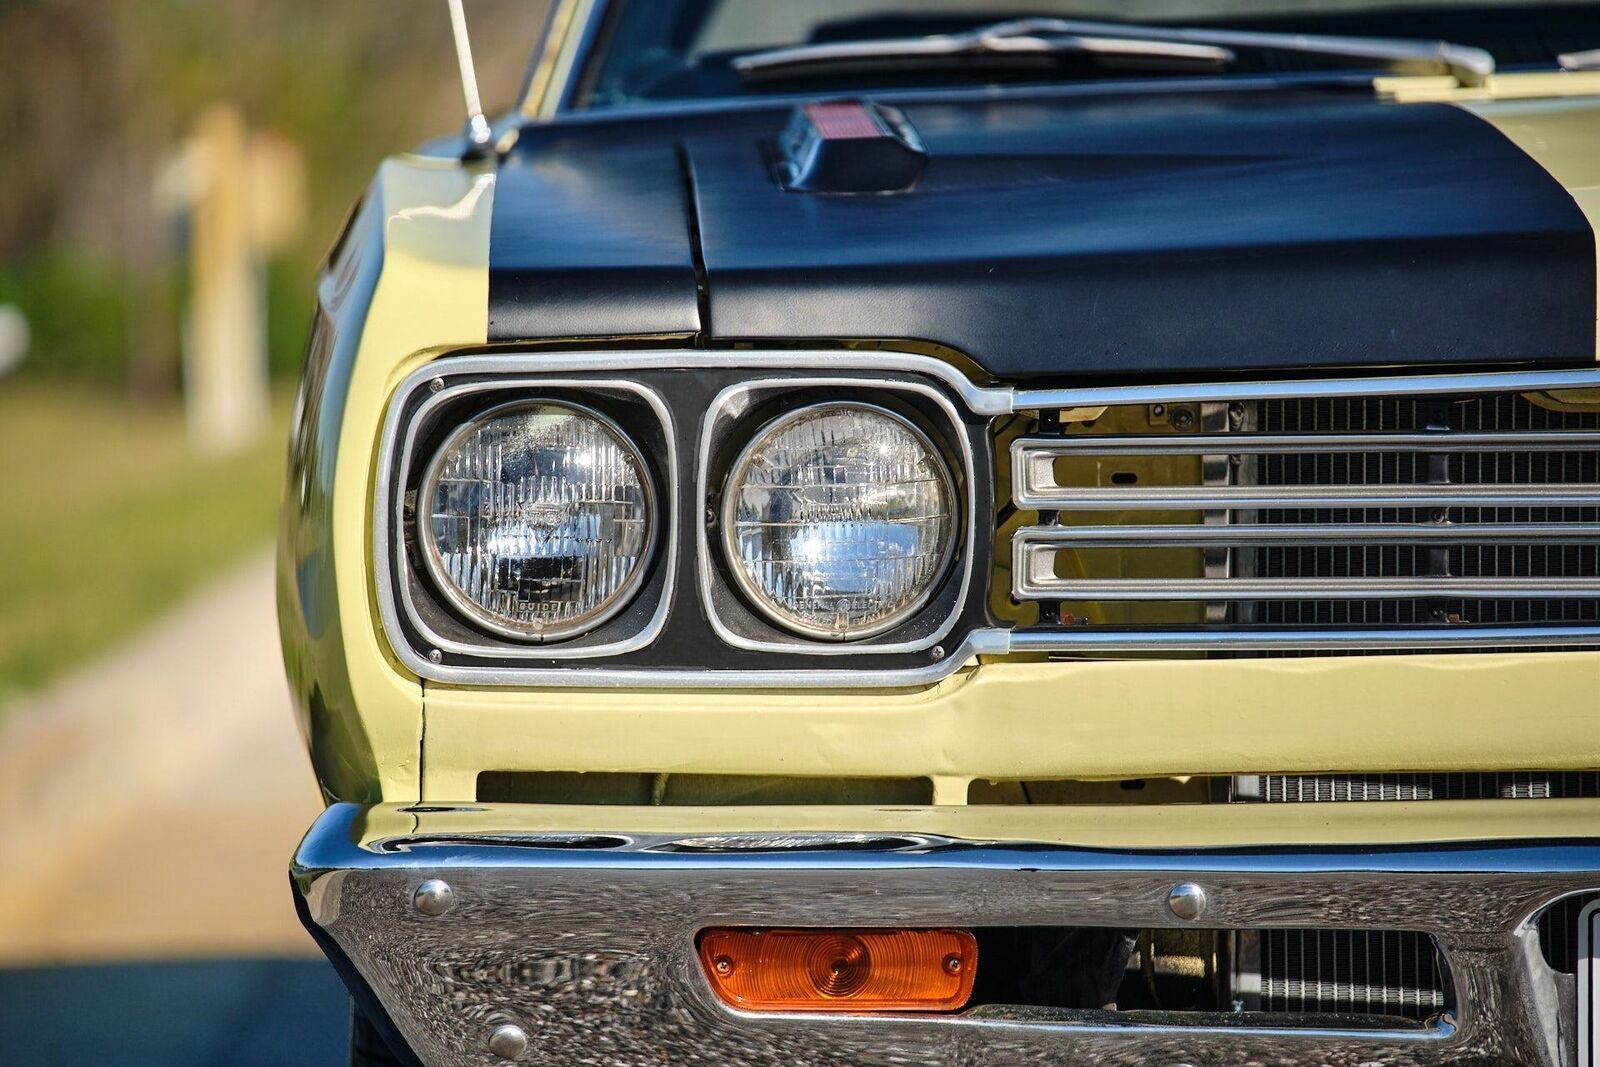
[575,0,1598,108]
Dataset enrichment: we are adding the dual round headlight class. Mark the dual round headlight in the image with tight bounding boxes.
[721,403,956,640]
[420,401,655,641]
[418,400,956,643]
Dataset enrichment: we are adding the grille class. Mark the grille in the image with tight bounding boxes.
[1243,771,1600,802]
[1253,393,1600,633]
[1007,376,1600,652]
[1248,927,1452,1023]
[1233,776,1599,979]
[1248,929,1449,1020]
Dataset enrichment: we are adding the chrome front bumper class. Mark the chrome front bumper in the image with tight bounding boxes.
[293,804,1600,1067]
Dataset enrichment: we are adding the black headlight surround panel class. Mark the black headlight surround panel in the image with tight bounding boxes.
[375,352,997,682]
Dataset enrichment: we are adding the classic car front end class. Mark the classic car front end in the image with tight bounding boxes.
[280,2,1600,1063]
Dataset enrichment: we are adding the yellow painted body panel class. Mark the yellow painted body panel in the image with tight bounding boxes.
[1377,70,1600,103]
[309,156,495,802]
[418,652,1600,802]
[354,797,1600,850]
[1462,97,1600,359]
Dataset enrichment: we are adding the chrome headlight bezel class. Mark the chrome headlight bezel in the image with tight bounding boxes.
[385,375,681,668]
[416,398,660,644]
[372,352,994,688]
[718,401,959,641]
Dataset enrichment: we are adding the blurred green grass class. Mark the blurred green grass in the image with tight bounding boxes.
[0,384,288,702]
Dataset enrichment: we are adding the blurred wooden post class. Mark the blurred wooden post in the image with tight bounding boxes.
[185,103,265,452]
[180,103,304,454]
[0,306,29,378]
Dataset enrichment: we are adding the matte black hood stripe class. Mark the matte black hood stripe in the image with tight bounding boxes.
[491,90,1597,376]
[489,128,701,342]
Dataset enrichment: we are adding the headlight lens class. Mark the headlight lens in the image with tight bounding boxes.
[722,403,956,640]
[419,401,654,641]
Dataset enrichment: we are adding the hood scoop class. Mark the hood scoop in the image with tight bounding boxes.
[776,100,927,194]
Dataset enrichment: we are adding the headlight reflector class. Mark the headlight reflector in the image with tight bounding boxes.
[420,401,654,641]
[722,403,956,640]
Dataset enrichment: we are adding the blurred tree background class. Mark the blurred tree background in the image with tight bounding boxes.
[0,1,549,698]
[0,0,548,394]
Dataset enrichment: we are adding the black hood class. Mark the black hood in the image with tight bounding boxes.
[489,85,1595,378]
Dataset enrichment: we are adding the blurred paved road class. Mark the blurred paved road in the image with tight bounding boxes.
[0,959,347,1066]
[0,550,347,1065]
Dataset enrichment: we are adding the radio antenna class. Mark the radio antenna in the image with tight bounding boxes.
[446,0,494,157]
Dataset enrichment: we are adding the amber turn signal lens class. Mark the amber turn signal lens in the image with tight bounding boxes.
[698,928,977,1012]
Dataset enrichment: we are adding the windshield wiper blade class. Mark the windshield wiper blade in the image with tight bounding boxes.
[734,23,1235,83]
[734,17,1494,87]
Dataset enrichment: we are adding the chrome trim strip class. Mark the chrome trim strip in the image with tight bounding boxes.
[655,832,954,854]
[531,0,602,118]
[1014,430,1600,456]
[1014,574,1600,602]
[1013,482,1600,511]
[1008,625,1600,650]
[1016,522,1600,548]
[1579,897,1598,1065]
[384,358,1600,433]
[1006,366,1600,411]
[295,803,1600,1067]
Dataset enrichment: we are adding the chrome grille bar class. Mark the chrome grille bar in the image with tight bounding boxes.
[1015,575,1600,602]
[1016,522,1600,548]
[1015,430,1600,457]
[1006,625,1600,650]
[1014,481,1600,511]
[1005,365,1600,411]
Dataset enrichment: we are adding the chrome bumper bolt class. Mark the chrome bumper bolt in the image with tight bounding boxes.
[412,878,454,917]
[1166,881,1207,921]
[488,1024,528,1060]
